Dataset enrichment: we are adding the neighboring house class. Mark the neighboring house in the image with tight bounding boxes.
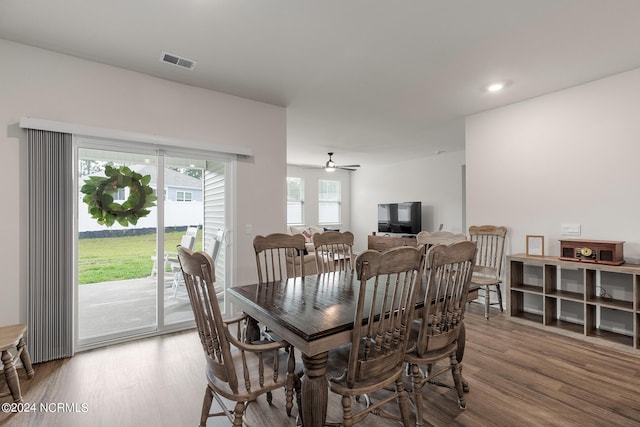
[132,165,203,203]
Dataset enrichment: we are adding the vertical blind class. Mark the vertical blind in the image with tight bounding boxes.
[27,129,74,363]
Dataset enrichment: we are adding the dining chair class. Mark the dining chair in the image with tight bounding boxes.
[325,245,424,427]
[312,230,354,274]
[416,230,469,284]
[177,246,302,427]
[468,225,507,319]
[253,233,307,283]
[404,241,477,425]
[252,233,307,342]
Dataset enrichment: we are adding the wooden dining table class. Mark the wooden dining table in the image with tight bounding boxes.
[227,271,472,427]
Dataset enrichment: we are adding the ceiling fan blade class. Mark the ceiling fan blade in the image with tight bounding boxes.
[337,166,358,171]
[338,164,360,168]
[297,164,325,169]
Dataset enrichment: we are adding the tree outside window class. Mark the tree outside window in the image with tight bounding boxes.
[287,177,304,225]
[318,179,340,224]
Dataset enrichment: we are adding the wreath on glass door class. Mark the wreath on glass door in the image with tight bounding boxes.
[81,165,157,227]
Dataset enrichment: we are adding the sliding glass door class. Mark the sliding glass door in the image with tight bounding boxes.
[75,142,230,350]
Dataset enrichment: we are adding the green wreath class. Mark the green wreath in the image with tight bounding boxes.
[81,165,157,227]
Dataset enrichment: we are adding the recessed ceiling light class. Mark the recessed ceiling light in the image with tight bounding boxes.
[487,82,505,93]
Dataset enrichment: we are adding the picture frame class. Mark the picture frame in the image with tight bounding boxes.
[526,235,544,257]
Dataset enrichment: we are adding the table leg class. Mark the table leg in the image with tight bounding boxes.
[456,321,469,393]
[245,316,261,343]
[301,351,329,427]
[17,338,34,379]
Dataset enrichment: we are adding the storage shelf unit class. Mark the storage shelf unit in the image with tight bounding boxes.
[508,254,640,350]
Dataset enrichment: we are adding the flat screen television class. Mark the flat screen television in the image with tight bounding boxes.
[377,201,422,234]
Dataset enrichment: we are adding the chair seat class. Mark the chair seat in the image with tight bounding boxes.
[206,346,303,402]
[471,274,500,286]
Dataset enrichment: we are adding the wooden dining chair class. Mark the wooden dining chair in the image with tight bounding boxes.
[417,230,469,288]
[252,233,307,342]
[312,231,354,274]
[325,246,424,427]
[177,246,301,427]
[404,241,477,425]
[468,225,507,319]
[253,233,307,283]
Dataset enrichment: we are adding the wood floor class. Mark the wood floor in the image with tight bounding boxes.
[2,303,640,426]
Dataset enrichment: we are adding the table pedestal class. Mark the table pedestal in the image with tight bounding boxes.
[301,351,329,427]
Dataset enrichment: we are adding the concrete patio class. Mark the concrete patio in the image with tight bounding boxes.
[78,275,195,339]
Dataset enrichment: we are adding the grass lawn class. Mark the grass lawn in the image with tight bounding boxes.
[78,230,203,284]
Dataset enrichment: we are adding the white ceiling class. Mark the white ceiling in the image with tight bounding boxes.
[2,0,640,168]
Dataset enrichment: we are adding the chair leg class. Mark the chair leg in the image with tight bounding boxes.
[232,401,245,427]
[285,349,297,416]
[342,395,354,427]
[496,283,504,312]
[484,284,490,319]
[285,379,294,416]
[449,354,466,409]
[200,386,214,427]
[294,373,303,425]
[395,376,412,427]
[410,363,426,427]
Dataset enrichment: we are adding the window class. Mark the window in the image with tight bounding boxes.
[113,188,126,201]
[318,179,341,224]
[287,177,304,225]
[177,191,192,202]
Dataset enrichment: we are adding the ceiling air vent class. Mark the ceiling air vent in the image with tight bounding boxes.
[160,51,197,70]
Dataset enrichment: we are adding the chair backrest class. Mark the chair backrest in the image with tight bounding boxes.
[207,228,225,262]
[253,233,307,283]
[186,226,199,238]
[346,246,424,388]
[176,246,239,391]
[413,241,477,356]
[468,225,507,277]
[180,234,196,251]
[312,231,354,273]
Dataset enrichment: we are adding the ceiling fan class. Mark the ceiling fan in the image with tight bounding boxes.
[322,152,361,171]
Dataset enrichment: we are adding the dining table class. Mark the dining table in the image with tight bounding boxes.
[227,271,472,427]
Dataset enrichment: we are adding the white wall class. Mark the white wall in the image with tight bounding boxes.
[466,67,640,262]
[0,39,286,326]
[286,165,351,231]
[350,150,466,253]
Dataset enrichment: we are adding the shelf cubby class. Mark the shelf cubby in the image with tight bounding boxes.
[508,254,640,352]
